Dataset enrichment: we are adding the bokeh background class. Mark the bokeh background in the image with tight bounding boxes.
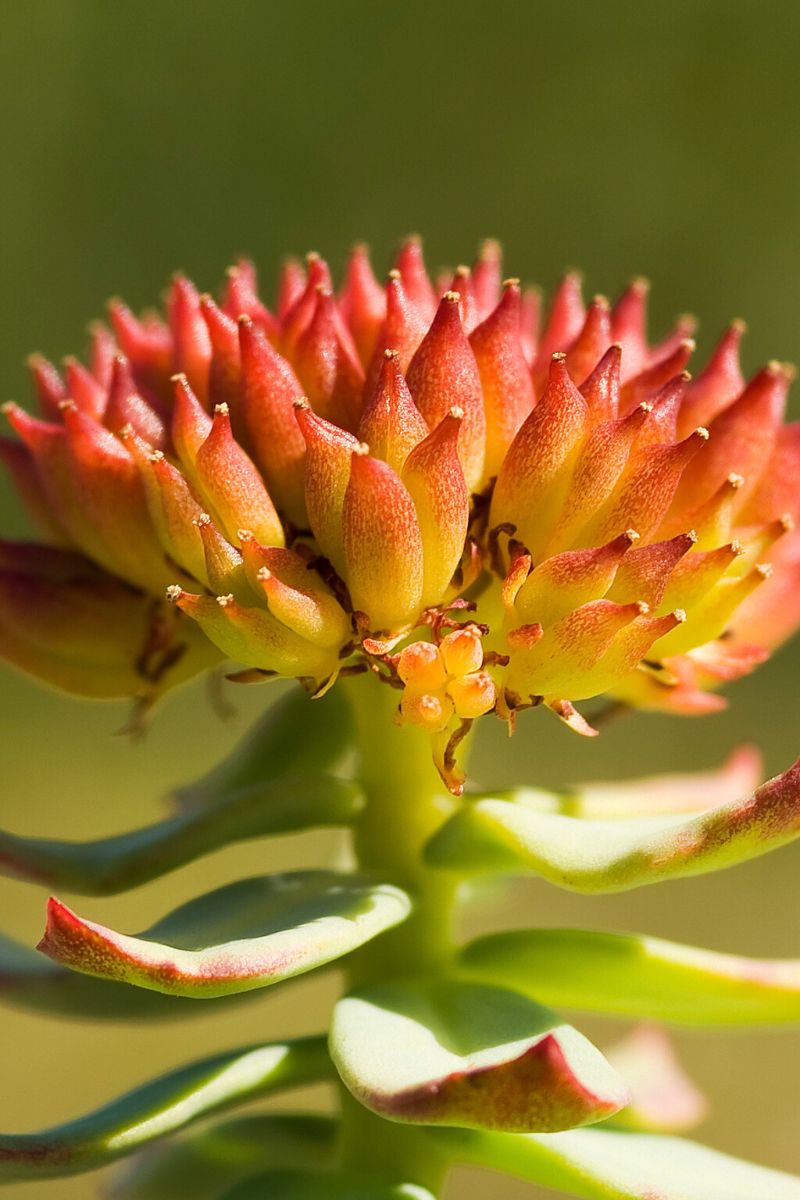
[1,3,800,1196]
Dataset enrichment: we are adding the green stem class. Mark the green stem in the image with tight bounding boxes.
[334,675,471,1189]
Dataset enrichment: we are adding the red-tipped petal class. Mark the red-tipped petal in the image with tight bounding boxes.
[238,316,307,525]
[293,287,365,431]
[194,404,284,548]
[406,291,486,491]
[343,449,423,631]
[357,349,429,473]
[338,243,387,367]
[393,235,436,321]
[105,355,166,447]
[168,275,212,407]
[403,409,470,606]
[470,280,536,479]
[491,354,588,557]
[171,373,213,472]
[533,272,585,389]
[565,296,612,386]
[295,400,361,572]
[679,320,747,434]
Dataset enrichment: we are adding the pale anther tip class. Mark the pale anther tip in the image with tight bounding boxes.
[502,277,521,289]
[551,351,567,362]
[166,585,183,603]
[755,563,773,579]
[727,472,745,488]
[216,593,235,608]
[195,512,212,528]
[237,313,252,326]
[354,441,370,457]
[292,397,310,410]
[170,372,188,384]
[237,528,253,542]
[443,290,461,303]
[148,449,164,462]
[674,608,687,623]
[387,268,401,281]
[214,402,230,417]
[687,529,699,543]
[623,528,640,542]
[449,405,465,420]
[256,566,271,581]
[383,348,400,359]
[695,426,710,441]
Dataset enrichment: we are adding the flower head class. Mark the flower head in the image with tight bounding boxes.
[2,241,798,786]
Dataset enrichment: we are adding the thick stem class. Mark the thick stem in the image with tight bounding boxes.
[334,675,470,1188]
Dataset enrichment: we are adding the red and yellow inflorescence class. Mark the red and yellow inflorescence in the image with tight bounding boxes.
[2,239,799,789]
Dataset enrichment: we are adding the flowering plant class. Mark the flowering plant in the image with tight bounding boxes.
[2,238,800,1198]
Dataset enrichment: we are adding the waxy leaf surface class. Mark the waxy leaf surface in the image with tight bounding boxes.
[109,1114,337,1199]
[0,1037,331,1182]
[459,928,800,1024]
[438,1125,800,1199]
[0,774,361,895]
[0,930,255,1021]
[221,1172,435,1200]
[330,979,629,1132]
[425,759,800,891]
[39,871,412,997]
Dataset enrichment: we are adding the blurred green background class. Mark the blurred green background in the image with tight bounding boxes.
[1,2,800,1196]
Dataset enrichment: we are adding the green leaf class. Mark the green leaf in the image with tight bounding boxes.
[0,1037,331,1182]
[330,979,629,1132]
[0,773,362,895]
[174,687,354,809]
[425,758,800,891]
[459,928,800,1025]
[0,930,257,1021]
[436,1125,800,1199]
[38,871,412,997]
[108,1114,338,1199]
[220,1170,435,1199]
[490,745,761,820]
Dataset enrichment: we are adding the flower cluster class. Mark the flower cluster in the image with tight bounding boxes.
[2,239,798,788]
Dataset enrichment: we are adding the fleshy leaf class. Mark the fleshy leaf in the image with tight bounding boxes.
[0,930,257,1021]
[330,979,629,1132]
[604,1024,707,1133]
[0,774,362,895]
[221,1172,435,1200]
[173,686,354,809]
[459,928,800,1024]
[38,871,412,997]
[0,1037,331,1181]
[436,1125,800,1199]
[108,1114,337,1199]
[425,758,800,891]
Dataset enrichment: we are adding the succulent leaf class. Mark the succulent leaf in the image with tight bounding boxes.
[220,1172,435,1200]
[424,758,800,891]
[0,930,256,1022]
[0,773,362,895]
[0,1038,331,1181]
[459,927,800,1024]
[38,872,412,997]
[108,1113,338,1200]
[436,1125,800,1199]
[330,979,629,1132]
